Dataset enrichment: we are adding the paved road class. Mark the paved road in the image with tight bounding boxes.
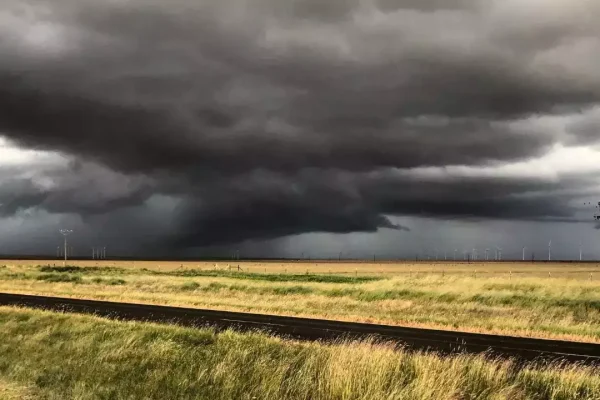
[1,292,599,365]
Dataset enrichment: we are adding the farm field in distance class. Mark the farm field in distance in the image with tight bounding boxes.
[1,260,599,342]
[4,259,600,278]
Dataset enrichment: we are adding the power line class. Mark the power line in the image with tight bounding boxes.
[59,229,73,267]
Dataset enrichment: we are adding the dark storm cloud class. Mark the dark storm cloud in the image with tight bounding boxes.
[2,0,599,172]
[1,0,599,248]
[0,75,557,173]
[170,169,411,246]
[566,107,600,146]
[166,168,583,246]
[0,160,153,217]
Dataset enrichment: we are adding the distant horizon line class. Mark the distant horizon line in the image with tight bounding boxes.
[0,255,598,263]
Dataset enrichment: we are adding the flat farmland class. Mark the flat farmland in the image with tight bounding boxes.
[4,259,600,278]
[1,260,599,342]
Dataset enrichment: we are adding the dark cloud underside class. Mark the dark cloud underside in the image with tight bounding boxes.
[0,0,599,249]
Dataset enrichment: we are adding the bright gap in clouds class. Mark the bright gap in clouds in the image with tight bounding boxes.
[0,136,65,167]
[405,145,600,181]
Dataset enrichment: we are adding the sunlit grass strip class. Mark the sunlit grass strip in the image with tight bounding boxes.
[1,307,600,400]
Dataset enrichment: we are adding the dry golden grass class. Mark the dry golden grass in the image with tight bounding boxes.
[0,378,33,400]
[1,306,599,400]
[3,259,600,278]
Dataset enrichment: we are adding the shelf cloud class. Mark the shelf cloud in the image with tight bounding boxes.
[0,0,599,253]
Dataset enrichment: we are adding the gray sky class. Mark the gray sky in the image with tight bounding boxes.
[0,0,599,259]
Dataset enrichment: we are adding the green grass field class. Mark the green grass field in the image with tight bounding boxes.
[0,262,599,342]
[1,307,599,400]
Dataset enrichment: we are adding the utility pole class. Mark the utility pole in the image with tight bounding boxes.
[60,229,73,267]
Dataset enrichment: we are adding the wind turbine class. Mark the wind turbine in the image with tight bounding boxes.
[579,242,583,261]
[522,246,526,261]
[485,248,490,261]
[496,246,502,261]
[548,240,552,261]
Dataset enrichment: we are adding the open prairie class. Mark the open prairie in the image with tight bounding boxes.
[1,260,599,342]
[3,259,600,278]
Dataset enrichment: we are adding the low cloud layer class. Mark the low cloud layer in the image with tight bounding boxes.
[0,0,599,253]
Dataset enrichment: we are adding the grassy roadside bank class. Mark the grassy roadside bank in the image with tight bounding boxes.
[0,307,599,400]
